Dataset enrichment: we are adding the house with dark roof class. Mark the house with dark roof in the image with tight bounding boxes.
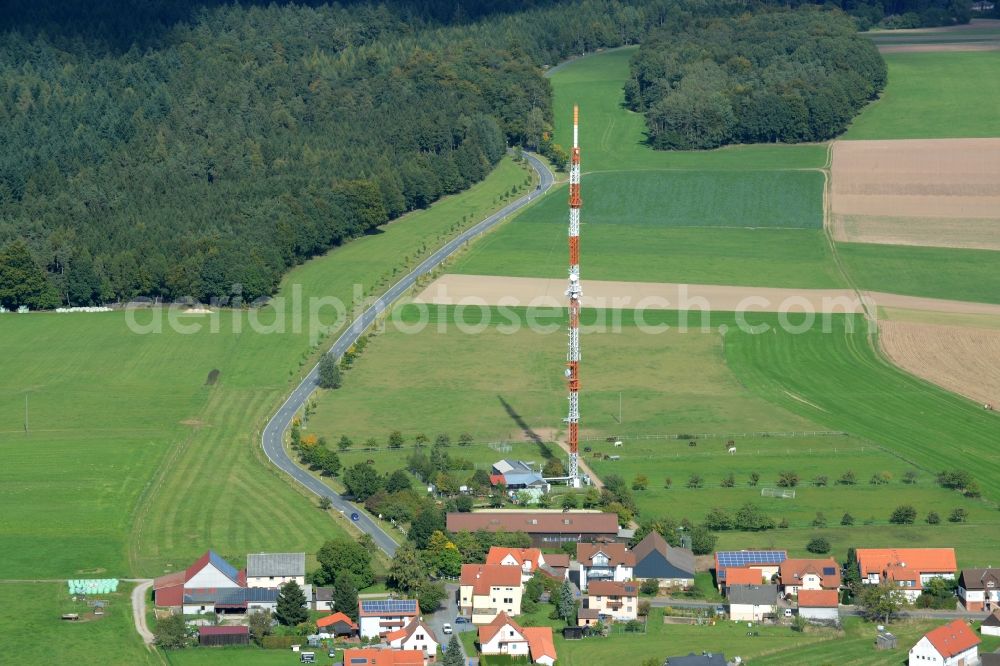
[314,586,335,611]
[727,584,778,622]
[182,587,281,615]
[447,511,620,547]
[982,609,1000,637]
[246,552,305,588]
[632,531,695,589]
[982,650,1000,666]
[665,653,728,666]
[958,567,1000,611]
[908,619,980,666]
[460,563,523,624]
[539,553,570,582]
[153,550,245,608]
[386,619,439,663]
[576,542,635,592]
[580,581,638,623]
[198,625,249,647]
[359,599,419,639]
[779,558,841,596]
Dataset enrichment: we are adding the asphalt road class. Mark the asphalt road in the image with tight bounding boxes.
[261,153,555,557]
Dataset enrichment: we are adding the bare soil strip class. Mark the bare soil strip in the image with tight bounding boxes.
[414,274,866,313]
[879,320,1000,407]
[830,139,1000,249]
[416,274,1000,318]
[878,43,1000,53]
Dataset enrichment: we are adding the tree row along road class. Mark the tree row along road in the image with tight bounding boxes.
[261,152,555,557]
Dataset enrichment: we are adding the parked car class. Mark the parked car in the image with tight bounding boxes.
[443,623,453,634]
[715,606,726,616]
[454,616,470,624]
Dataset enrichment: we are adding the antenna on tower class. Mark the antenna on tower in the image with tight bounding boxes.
[565,105,582,488]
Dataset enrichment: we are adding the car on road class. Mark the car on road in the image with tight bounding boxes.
[443,623,453,634]
[454,616,470,624]
[715,606,726,616]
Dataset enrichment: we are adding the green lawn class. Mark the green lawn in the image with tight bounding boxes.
[309,306,820,447]
[725,313,1000,501]
[0,582,156,665]
[166,648,319,665]
[550,48,828,172]
[843,51,1000,139]
[0,156,532,581]
[836,242,1000,305]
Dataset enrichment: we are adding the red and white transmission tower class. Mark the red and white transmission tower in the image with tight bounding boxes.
[565,105,582,487]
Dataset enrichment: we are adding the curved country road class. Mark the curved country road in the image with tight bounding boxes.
[261,153,555,557]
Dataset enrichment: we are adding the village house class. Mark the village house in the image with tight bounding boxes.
[579,580,638,623]
[796,589,840,623]
[460,563,523,624]
[486,546,545,583]
[478,612,556,665]
[313,587,335,612]
[576,541,635,592]
[446,511,620,547]
[958,568,1000,611]
[779,557,841,596]
[246,552,305,588]
[316,612,358,637]
[721,567,769,595]
[341,648,424,666]
[539,553,570,582]
[386,619,439,663]
[358,599,419,638]
[727,584,778,622]
[714,551,786,592]
[908,619,980,666]
[631,531,695,589]
[856,548,957,602]
[982,610,1000,638]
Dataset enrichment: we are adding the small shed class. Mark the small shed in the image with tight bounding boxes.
[876,632,897,650]
[199,625,250,647]
[562,626,587,640]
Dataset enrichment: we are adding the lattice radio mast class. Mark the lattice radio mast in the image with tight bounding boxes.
[565,105,582,488]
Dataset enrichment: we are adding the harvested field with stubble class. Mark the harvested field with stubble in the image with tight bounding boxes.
[879,320,1000,407]
[830,139,1000,250]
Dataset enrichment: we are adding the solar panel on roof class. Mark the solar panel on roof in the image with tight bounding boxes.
[361,599,416,613]
[823,567,836,575]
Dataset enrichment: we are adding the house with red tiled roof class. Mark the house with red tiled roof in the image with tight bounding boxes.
[316,611,358,636]
[486,547,545,583]
[460,564,523,624]
[780,558,841,596]
[577,541,635,592]
[723,566,768,593]
[857,548,957,602]
[341,648,424,666]
[386,619,438,663]
[908,619,980,666]
[478,612,556,665]
[796,590,840,623]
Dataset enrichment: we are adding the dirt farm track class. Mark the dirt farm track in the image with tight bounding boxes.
[830,138,1000,250]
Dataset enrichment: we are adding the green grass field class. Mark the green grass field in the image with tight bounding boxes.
[836,242,1000,305]
[0,157,534,581]
[0,582,156,665]
[550,48,828,172]
[310,306,820,446]
[166,648,317,665]
[843,51,1000,139]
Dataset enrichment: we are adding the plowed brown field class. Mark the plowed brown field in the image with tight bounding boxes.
[879,320,1000,407]
[830,139,1000,249]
